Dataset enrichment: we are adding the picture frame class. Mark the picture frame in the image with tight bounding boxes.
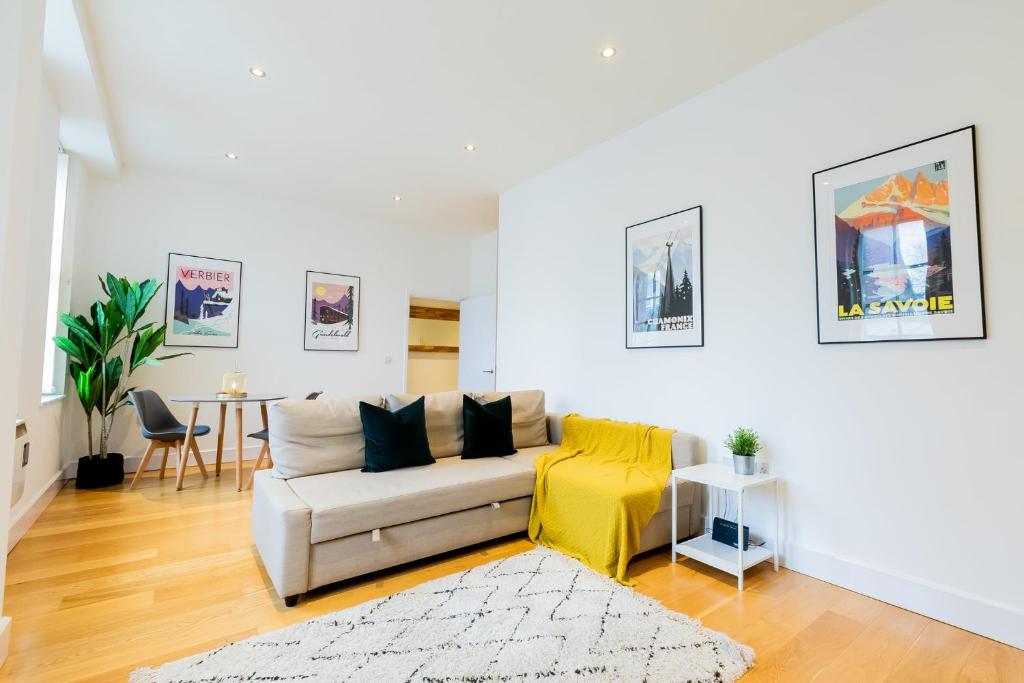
[304,270,360,351]
[625,205,704,349]
[164,253,242,348]
[812,126,985,344]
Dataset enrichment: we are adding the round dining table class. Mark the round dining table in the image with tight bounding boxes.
[168,393,287,491]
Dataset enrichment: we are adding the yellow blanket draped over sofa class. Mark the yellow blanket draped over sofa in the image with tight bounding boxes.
[527,414,674,584]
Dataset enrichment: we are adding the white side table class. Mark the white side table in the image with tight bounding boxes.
[670,463,780,590]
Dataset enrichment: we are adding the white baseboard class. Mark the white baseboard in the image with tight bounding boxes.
[62,444,266,479]
[785,543,1024,649]
[8,471,64,552]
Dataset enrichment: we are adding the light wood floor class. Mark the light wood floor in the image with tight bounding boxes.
[1,465,1020,682]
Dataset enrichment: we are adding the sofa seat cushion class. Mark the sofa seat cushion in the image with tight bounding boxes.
[500,445,554,471]
[287,456,537,543]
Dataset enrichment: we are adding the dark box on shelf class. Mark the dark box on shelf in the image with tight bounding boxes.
[712,516,750,551]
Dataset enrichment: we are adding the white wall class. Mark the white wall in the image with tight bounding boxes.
[469,231,497,298]
[498,0,1023,647]
[0,0,48,660]
[64,167,473,468]
[9,78,76,549]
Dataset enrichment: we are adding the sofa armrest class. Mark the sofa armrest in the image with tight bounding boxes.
[251,469,312,599]
[549,413,699,468]
[671,432,701,469]
[545,412,565,445]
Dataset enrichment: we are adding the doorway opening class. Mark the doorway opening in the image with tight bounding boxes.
[406,297,460,394]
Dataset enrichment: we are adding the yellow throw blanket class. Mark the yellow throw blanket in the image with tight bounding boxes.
[528,414,674,584]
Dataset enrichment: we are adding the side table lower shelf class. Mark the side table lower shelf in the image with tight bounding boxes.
[670,464,781,590]
[674,533,773,576]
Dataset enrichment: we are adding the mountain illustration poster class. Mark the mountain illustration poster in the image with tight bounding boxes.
[813,126,984,344]
[164,253,242,348]
[833,161,953,321]
[304,270,360,351]
[626,205,703,348]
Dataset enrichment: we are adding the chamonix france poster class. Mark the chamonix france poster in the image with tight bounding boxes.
[626,206,703,348]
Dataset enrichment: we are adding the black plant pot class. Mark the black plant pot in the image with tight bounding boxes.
[76,453,125,489]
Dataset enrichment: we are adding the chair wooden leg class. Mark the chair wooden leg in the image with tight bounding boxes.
[235,405,244,492]
[266,447,273,469]
[129,441,158,489]
[216,402,226,476]
[190,438,209,478]
[245,442,270,490]
[159,445,170,479]
[176,402,200,491]
[175,440,185,484]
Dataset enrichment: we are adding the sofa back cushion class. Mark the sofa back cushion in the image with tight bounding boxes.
[475,390,547,448]
[462,394,516,458]
[268,395,384,478]
[359,397,435,472]
[386,391,463,457]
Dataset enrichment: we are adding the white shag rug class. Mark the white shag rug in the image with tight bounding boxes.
[130,547,753,682]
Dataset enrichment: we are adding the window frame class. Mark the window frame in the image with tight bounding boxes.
[41,149,70,400]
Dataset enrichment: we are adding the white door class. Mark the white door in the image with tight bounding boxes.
[458,295,496,392]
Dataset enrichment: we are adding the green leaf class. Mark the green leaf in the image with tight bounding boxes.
[102,357,124,406]
[53,335,85,363]
[130,327,163,372]
[74,365,100,414]
[97,300,118,352]
[154,352,192,362]
[60,314,102,355]
[135,279,161,320]
[109,274,139,333]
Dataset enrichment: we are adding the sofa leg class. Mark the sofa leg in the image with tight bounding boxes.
[284,594,299,607]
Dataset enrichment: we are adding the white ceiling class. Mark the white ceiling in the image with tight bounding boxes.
[44,0,119,174]
[82,0,882,235]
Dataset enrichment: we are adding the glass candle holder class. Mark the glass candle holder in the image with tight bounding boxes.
[219,371,248,397]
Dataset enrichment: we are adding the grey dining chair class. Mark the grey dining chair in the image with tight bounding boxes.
[128,390,212,489]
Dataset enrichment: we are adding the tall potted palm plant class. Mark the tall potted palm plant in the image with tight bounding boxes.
[53,274,189,488]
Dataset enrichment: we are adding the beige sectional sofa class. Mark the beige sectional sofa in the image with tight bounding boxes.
[251,390,703,606]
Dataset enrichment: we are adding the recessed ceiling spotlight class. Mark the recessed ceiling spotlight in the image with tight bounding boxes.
[464,143,477,152]
[249,66,267,78]
[393,195,402,202]
[600,47,617,59]
[225,152,238,160]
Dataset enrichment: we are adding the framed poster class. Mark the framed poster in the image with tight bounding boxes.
[625,205,703,348]
[164,253,242,348]
[813,126,985,344]
[304,270,360,351]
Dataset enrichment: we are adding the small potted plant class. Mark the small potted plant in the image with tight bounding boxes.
[724,427,760,475]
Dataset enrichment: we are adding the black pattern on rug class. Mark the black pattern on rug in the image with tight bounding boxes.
[129,547,753,682]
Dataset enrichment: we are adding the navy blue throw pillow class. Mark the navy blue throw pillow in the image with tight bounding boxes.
[462,394,517,458]
[359,397,434,472]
